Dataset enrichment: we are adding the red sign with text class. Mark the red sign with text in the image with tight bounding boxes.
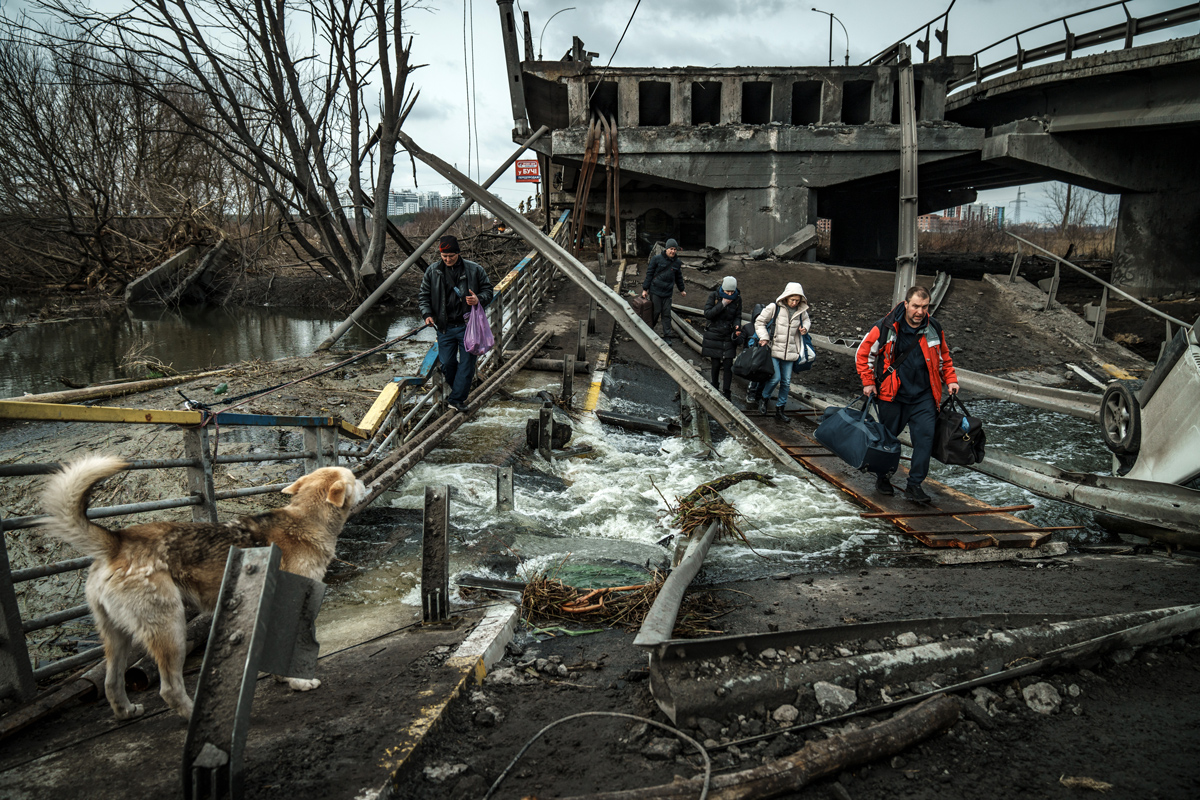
[514,159,541,183]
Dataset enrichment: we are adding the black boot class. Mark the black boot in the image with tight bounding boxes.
[903,483,933,504]
[774,405,790,423]
[874,473,896,496]
[722,390,732,402]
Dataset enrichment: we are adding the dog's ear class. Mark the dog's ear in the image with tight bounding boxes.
[281,474,309,495]
[325,479,347,508]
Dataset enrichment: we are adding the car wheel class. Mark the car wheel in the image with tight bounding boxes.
[1100,380,1141,456]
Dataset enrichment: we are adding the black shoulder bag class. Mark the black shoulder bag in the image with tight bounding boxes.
[933,395,987,465]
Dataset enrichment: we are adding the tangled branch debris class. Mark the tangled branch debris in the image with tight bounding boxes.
[520,572,725,637]
[671,471,775,544]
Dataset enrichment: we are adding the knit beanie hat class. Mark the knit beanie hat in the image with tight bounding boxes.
[438,235,460,254]
[721,276,737,292]
[665,238,679,250]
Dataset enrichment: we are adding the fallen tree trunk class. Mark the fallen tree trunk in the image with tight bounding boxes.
[4,368,233,404]
[566,695,960,800]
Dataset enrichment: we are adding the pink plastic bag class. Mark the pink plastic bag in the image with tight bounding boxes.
[464,304,494,355]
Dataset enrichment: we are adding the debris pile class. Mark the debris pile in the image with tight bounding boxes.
[519,571,726,636]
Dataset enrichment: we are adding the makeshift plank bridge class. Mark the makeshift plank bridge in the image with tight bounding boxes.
[764,409,1057,550]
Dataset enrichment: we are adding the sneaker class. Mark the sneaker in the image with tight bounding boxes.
[903,484,933,504]
[758,398,768,415]
[874,473,895,496]
[774,405,790,423]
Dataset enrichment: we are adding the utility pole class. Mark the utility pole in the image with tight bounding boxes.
[1011,186,1026,225]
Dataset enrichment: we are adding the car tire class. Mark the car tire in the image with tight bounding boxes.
[1100,380,1142,457]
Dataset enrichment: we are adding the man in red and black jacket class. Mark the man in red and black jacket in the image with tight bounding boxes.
[855,286,959,503]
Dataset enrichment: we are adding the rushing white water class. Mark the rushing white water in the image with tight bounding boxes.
[320,385,1119,621]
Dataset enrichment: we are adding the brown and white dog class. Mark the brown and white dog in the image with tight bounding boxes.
[40,455,365,721]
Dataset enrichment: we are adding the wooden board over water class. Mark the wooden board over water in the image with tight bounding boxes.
[751,408,1054,550]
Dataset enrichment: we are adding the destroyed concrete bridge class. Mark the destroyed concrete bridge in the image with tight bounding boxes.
[497,1,1200,296]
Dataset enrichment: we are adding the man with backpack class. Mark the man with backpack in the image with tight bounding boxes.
[855,286,959,503]
[641,238,686,343]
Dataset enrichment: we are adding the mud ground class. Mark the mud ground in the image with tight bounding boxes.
[393,554,1200,800]
[4,246,1198,799]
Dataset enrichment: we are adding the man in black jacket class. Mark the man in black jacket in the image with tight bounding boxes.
[418,235,495,413]
[641,238,686,342]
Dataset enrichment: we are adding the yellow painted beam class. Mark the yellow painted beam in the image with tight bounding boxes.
[494,215,569,294]
[338,419,370,440]
[0,400,203,425]
[357,382,400,437]
[1101,364,1138,381]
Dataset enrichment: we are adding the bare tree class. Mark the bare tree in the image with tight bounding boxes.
[0,30,230,291]
[30,0,422,302]
[1041,181,1099,234]
[1090,191,1120,230]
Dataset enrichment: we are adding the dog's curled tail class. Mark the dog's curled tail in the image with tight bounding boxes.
[40,456,129,559]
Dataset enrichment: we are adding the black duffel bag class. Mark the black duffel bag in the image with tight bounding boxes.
[814,395,902,473]
[932,395,986,465]
[732,343,774,384]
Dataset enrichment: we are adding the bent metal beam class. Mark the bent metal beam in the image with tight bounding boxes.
[315,125,550,353]
[394,131,806,475]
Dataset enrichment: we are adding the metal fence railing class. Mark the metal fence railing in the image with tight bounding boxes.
[1005,231,1192,351]
[0,210,570,700]
[865,0,1200,81]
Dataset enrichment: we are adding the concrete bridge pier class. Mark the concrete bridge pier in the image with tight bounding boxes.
[705,185,815,254]
[1113,190,1200,297]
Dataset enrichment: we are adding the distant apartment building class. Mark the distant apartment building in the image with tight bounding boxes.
[387,190,419,216]
[920,202,1005,232]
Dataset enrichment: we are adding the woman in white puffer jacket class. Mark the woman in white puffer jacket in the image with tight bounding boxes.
[753,281,811,422]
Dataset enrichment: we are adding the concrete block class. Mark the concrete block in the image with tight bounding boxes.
[772,224,819,259]
[124,247,198,305]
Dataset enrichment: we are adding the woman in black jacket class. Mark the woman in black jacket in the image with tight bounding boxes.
[701,276,743,400]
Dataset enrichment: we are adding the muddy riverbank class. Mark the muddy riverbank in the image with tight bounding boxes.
[3,247,1198,799]
[392,554,1200,800]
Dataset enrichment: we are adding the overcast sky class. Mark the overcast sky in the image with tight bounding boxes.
[396,0,1192,223]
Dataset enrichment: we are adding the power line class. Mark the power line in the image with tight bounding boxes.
[588,0,642,101]
[463,0,472,186]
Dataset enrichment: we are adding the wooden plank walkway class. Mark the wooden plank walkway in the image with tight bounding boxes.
[747,408,1059,550]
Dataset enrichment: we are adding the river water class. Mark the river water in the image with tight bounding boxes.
[2,301,1119,652]
[0,298,434,399]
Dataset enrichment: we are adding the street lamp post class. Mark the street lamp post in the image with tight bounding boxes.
[811,8,849,67]
[538,7,576,60]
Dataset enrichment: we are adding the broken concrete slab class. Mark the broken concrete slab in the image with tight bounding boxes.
[930,540,1069,565]
[772,224,818,260]
[125,246,197,304]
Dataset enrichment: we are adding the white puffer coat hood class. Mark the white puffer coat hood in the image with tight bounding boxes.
[755,282,812,362]
[776,281,807,309]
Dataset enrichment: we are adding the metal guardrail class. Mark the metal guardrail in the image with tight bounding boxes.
[864,0,956,66]
[949,1,1200,92]
[867,1,1200,81]
[1006,232,1193,350]
[0,210,571,697]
